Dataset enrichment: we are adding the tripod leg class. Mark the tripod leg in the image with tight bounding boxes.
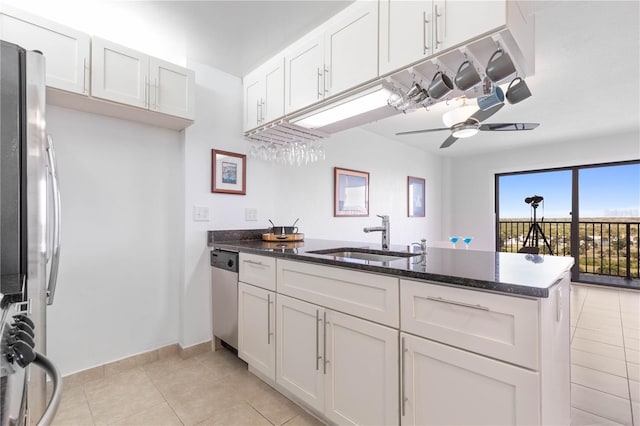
[535,223,554,255]
[522,224,535,247]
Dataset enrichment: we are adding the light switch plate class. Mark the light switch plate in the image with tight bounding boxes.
[245,208,258,221]
[193,206,210,222]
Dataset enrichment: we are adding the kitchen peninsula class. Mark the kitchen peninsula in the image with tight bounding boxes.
[209,230,574,425]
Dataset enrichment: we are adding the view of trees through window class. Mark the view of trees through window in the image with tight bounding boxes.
[496,161,640,284]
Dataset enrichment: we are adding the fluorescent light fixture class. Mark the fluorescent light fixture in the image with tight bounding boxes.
[292,85,393,129]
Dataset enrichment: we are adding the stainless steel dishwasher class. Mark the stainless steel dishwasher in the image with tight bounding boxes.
[210,249,239,350]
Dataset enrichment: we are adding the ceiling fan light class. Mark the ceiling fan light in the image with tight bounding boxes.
[451,127,479,138]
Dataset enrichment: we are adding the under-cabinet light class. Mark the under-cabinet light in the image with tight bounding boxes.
[291,85,393,129]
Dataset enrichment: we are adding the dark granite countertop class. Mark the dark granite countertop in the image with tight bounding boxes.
[208,231,574,298]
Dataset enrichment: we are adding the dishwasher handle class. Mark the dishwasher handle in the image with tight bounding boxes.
[33,352,63,426]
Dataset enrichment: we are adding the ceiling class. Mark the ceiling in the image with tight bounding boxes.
[117,1,639,157]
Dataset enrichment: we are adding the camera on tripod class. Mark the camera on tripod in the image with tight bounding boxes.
[524,195,543,208]
[520,194,554,255]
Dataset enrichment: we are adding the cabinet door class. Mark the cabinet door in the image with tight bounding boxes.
[401,333,539,426]
[243,73,262,131]
[325,311,399,426]
[149,58,195,120]
[434,0,506,53]
[276,295,324,412]
[262,58,285,124]
[284,33,324,114]
[91,37,149,109]
[324,1,378,96]
[379,0,432,75]
[238,283,275,380]
[0,9,90,94]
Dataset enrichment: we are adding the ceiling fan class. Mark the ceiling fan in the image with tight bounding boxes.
[396,103,539,148]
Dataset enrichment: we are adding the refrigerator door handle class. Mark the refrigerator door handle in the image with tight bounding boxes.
[45,135,61,305]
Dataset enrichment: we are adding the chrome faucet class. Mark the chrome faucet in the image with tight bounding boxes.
[363,215,390,249]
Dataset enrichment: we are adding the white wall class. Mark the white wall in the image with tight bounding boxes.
[46,106,183,375]
[179,61,278,348]
[271,127,442,246]
[445,130,640,252]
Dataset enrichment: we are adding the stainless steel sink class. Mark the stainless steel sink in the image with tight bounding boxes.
[309,248,418,262]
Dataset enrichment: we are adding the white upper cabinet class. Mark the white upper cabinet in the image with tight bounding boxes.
[284,0,378,114]
[379,0,507,75]
[243,57,285,131]
[0,7,90,94]
[150,58,196,120]
[91,37,148,109]
[91,37,195,120]
[323,0,379,97]
[285,33,325,114]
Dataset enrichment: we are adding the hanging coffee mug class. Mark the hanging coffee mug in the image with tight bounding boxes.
[454,60,482,91]
[486,49,516,83]
[427,71,454,100]
[506,77,532,104]
[477,86,504,110]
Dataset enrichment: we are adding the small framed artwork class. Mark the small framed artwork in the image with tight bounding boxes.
[334,167,369,217]
[408,176,425,217]
[211,149,246,195]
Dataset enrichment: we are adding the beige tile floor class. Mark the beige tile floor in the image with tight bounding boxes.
[52,284,639,426]
[570,284,640,426]
[51,348,324,426]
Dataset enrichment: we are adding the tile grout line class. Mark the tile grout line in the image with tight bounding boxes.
[140,365,186,426]
[571,383,632,425]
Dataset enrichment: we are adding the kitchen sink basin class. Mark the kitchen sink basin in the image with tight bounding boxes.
[309,248,419,262]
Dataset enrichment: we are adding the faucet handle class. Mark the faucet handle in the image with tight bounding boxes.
[377,214,389,220]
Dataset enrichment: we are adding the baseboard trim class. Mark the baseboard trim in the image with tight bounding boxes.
[63,340,213,386]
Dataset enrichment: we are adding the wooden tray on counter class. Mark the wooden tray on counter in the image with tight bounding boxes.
[262,233,304,242]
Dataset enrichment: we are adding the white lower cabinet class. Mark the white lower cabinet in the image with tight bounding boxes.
[237,282,275,380]
[276,294,399,425]
[401,333,539,426]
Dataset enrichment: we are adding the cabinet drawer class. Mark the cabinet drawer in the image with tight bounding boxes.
[277,260,399,327]
[400,280,538,369]
[239,254,276,291]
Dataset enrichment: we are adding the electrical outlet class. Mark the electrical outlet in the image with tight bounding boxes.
[245,208,258,221]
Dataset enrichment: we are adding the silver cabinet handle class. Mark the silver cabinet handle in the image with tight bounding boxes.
[323,311,328,375]
[261,99,266,123]
[434,4,442,49]
[315,310,321,370]
[323,66,329,94]
[426,296,489,311]
[423,11,429,54]
[45,136,61,306]
[143,75,148,108]
[316,67,323,98]
[153,78,159,110]
[401,336,407,417]
[244,260,265,266]
[82,57,88,94]
[256,99,261,124]
[267,293,272,344]
[33,351,63,426]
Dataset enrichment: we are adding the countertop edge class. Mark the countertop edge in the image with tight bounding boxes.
[211,241,571,298]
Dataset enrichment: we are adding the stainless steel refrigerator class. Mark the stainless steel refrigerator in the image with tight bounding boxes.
[1,40,62,425]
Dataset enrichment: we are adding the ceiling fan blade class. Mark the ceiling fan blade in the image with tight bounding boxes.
[439,134,459,148]
[396,127,450,136]
[468,103,505,123]
[479,123,540,131]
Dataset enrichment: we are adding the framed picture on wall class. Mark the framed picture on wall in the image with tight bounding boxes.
[408,176,425,217]
[334,167,369,217]
[211,149,246,195]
